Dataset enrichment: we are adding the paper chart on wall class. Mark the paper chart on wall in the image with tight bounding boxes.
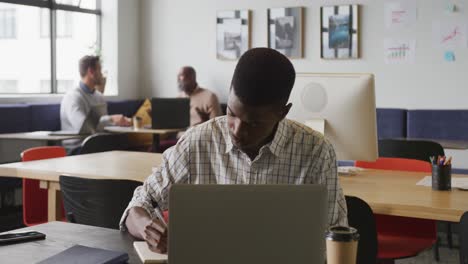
[432,20,468,48]
[384,39,416,64]
[384,0,417,29]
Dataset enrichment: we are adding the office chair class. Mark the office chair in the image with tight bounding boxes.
[460,211,468,264]
[80,133,130,155]
[378,139,444,163]
[21,146,67,226]
[356,157,438,263]
[345,196,378,264]
[378,139,453,250]
[59,175,141,229]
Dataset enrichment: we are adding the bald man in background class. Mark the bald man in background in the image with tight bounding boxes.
[177,66,222,126]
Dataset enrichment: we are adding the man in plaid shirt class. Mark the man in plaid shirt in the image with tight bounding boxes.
[121,48,348,253]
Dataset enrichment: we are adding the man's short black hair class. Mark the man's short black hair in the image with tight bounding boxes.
[231,48,295,106]
[79,55,100,78]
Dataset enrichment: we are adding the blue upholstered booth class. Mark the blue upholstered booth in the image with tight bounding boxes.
[0,99,143,133]
[376,108,407,139]
[30,103,61,132]
[0,104,31,133]
[407,110,468,140]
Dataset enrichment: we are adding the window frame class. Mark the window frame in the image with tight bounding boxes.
[0,0,101,94]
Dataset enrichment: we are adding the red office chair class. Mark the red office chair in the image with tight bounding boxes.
[21,146,67,226]
[355,157,438,263]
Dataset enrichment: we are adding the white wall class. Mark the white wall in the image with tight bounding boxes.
[140,0,468,109]
[0,0,141,104]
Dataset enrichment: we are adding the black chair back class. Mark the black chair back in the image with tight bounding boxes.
[460,212,468,264]
[80,133,130,155]
[378,139,444,163]
[346,196,378,264]
[59,175,141,229]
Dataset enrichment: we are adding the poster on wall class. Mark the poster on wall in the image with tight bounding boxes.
[267,7,303,58]
[432,20,468,48]
[384,39,416,64]
[384,0,417,30]
[321,5,360,59]
[216,10,251,60]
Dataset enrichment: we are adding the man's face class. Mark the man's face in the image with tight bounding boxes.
[89,62,104,85]
[177,68,196,94]
[226,89,289,155]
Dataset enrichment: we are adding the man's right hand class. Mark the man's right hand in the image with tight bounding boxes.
[111,114,132,126]
[142,218,168,253]
[126,207,168,253]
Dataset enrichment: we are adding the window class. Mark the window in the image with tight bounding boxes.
[0,9,15,39]
[0,80,18,93]
[0,0,100,95]
[40,80,74,93]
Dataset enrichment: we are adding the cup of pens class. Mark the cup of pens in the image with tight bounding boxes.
[431,156,452,191]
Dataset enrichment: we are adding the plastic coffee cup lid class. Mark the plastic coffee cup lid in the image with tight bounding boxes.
[325,226,360,242]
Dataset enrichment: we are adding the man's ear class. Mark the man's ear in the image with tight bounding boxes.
[280,103,292,120]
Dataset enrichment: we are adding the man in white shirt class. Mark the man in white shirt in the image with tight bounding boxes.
[121,48,348,253]
[60,55,132,153]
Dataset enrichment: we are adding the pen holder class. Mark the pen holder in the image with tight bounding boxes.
[432,164,452,191]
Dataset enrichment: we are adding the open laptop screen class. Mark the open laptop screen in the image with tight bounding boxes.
[168,184,328,264]
[151,98,190,129]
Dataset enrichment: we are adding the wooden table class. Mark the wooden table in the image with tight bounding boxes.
[0,131,84,145]
[104,126,183,152]
[0,151,162,221]
[340,169,468,222]
[0,221,141,264]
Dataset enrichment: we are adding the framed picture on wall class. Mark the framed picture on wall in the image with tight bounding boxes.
[216,10,251,60]
[267,7,303,58]
[321,5,360,59]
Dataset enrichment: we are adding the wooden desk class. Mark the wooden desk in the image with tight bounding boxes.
[104,126,183,152]
[0,131,84,145]
[0,221,141,264]
[340,169,468,222]
[0,151,162,221]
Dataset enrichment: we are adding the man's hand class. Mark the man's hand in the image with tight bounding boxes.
[142,218,168,253]
[111,114,132,126]
[126,207,168,253]
[195,107,210,123]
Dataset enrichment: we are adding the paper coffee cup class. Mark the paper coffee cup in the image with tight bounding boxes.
[325,226,359,264]
[133,116,143,130]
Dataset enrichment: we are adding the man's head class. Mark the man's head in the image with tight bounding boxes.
[79,55,104,88]
[227,47,295,156]
[177,66,197,95]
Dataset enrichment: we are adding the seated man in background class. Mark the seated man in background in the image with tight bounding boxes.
[60,55,132,154]
[121,48,347,253]
[177,66,222,126]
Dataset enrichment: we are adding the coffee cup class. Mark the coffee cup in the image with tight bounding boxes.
[133,116,143,130]
[325,226,359,264]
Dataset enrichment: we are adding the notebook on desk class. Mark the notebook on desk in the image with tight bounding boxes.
[134,241,168,263]
[37,245,129,264]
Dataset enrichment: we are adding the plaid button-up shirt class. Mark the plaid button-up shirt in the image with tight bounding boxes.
[120,116,348,229]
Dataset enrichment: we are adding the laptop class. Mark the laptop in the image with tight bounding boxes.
[151,98,190,129]
[168,184,328,264]
[50,104,107,136]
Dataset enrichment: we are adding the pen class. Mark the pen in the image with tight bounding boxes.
[153,207,168,229]
[444,156,452,165]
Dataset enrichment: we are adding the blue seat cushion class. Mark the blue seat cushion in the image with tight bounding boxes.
[376,108,407,139]
[0,104,31,133]
[107,99,144,117]
[30,103,61,131]
[407,110,468,141]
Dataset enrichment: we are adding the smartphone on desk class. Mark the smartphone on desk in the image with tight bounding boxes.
[0,231,46,245]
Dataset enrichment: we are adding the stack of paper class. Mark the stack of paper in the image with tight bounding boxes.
[133,241,168,263]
